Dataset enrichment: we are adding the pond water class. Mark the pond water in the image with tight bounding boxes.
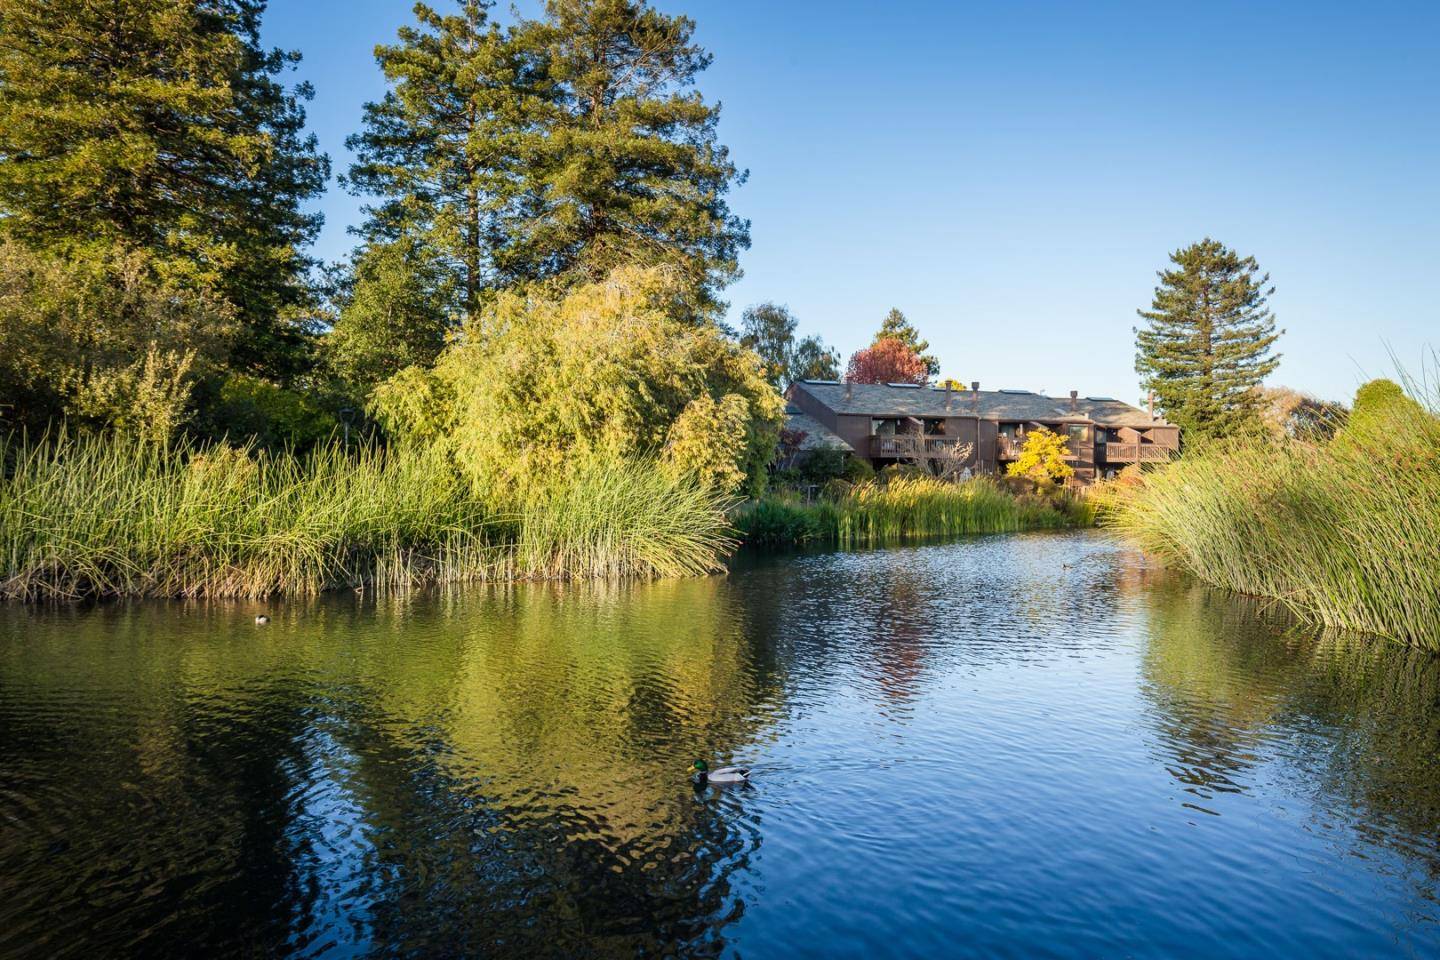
[2,531,1438,958]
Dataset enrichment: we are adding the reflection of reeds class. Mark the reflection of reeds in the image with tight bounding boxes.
[0,433,735,599]
[735,476,1094,546]
[1104,379,1440,650]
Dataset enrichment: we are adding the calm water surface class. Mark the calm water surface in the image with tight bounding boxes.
[2,531,1439,958]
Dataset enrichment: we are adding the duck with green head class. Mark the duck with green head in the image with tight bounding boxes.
[691,760,750,787]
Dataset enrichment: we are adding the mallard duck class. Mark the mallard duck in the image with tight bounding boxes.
[691,760,749,787]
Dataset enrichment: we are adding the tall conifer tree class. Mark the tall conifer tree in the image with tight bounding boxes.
[0,0,329,379]
[344,0,748,328]
[1135,239,1282,438]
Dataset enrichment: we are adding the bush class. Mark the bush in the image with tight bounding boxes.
[0,240,234,439]
[369,267,785,500]
[210,374,338,450]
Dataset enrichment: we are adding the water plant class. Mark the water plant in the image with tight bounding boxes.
[1103,375,1440,650]
[0,432,736,600]
[735,475,1093,547]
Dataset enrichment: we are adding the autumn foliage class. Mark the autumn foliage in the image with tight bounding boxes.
[845,337,928,385]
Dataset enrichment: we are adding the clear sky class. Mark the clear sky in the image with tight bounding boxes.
[263,0,1438,404]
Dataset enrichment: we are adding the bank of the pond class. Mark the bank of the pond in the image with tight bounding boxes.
[1101,381,1440,651]
[734,476,1096,547]
[0,434,733,600]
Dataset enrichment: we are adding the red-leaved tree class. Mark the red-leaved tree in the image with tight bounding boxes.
[845,337,929,384]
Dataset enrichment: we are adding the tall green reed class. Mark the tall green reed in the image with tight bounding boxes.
[1103,377,1440,650]
[0,433,736,599]
[735,475,1090,547]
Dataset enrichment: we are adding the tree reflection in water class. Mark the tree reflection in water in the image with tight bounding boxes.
[1136,573,1440,890]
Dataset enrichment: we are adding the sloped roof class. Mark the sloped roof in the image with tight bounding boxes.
[783,410,854,452]
[1069,398,1172,428]
[791,381,1091,423]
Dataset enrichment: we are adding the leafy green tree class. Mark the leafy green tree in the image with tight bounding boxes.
[370,266,784,499]
[0,241,234,438]
[0,0,330,380]
[875,308,939,376]
[738,302,839,389]
[1135,239,1282,439]
[792,335,841,383]
[327,239,457,393]
[1006,428,1074,484]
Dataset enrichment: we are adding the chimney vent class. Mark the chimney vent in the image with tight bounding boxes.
[1069,389,1078,412]
[844,380,854,402]
[1147,391,1155,419]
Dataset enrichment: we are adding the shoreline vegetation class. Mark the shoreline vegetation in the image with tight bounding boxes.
[0,433,735,601]
[0,433,1094,602]
[1102,375,1440,651]
[736,476,1095,548]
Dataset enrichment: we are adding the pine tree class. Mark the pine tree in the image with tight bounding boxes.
[0,0,330,380]
[516,0,749,311]
[344,2,520,321]
[346,0,747,324]
[875,308,939,376]
[1135,239,1282,439]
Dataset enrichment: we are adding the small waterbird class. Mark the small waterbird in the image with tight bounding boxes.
[255,615,270,625]
[692,760,749,787]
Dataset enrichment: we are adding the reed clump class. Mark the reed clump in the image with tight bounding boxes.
[0,433,736,600]
[1102,378,1440,650]
[735,475,1093,547]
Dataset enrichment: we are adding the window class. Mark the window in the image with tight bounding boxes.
[923,418,947,436]
[1066,424,1090,444]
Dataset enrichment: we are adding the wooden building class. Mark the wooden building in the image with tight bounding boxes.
[784,380,1180,482]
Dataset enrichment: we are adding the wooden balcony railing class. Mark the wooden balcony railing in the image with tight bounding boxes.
[1099,442,1174,463]
[870,435,970,460]
[997,437,1082,461]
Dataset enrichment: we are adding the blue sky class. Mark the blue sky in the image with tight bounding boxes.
[263,0,1439,403]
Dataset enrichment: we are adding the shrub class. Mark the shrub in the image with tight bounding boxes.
[211,374,338,449]
[0,240,234,439]
[1006,428,1074,484]
[369,267,785,500]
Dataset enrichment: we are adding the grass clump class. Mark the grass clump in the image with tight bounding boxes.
[1103,376,1440,650]
[0,432,736,600]
[735,475,1092,547]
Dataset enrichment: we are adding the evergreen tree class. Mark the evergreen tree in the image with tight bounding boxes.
[346,0,748,324]
[517,0,749,310]
[1135,239,1282,438]
[0,0,329,380]
[344,1,520,320]
[874,308,938,376]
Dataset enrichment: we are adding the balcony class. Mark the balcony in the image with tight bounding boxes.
[997,437,1081,461]
[870,435,970,460]
[1099,442,1174,463]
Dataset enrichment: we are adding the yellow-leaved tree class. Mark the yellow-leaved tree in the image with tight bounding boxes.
[1006,428,1074,484]
[369,266,785,502]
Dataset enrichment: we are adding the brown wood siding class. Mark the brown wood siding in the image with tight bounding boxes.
[833,414,874,456]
